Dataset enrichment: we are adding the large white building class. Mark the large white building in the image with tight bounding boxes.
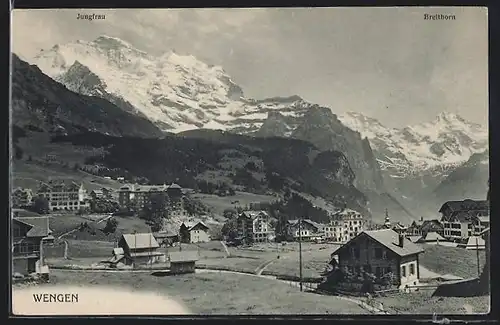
[37,181,89,211]
[117,183,182,209]
[237,210,275,244]
[324,208,365,243]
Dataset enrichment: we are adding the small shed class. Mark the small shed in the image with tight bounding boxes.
[169,251,199,275]
[105,247,127,267]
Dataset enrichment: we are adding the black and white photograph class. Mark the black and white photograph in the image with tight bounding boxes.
[10,7,489,316]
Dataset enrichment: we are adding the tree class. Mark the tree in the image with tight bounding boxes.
[221,218,239,242]
[139,193,170,232]
[361,272,376,293]
[223,208,237,220]
[103,218,118,234]
[91,198,119,213]
[32,195,49,214]
[381,272,395,289]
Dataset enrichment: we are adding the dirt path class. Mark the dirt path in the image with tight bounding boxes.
[219,241,231,257]
[255,259,277,275]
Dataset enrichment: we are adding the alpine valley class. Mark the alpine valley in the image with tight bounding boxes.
[13,35,489,222]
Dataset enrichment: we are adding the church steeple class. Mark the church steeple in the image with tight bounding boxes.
[384,208,391,228]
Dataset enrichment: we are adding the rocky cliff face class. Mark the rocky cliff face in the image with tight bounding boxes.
[433,149,489,203]
[255,106,386,194]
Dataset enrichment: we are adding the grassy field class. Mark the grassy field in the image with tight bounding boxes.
[265,249,332,278]
[241,242,338,278]
[48,214,94,236]
[191,191,278,215]
[187,242,338,277]
[376,290,490,314]
[198,257,266,273]
[11,160,123,192]
[46,240,231,266]
[49,213,153,239]
[32,270,367,314]
[419,244,486,279]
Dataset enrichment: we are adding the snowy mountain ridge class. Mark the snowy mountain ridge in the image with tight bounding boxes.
[28,35,488,179]
[338,111,488,177]
[30,35,314,134]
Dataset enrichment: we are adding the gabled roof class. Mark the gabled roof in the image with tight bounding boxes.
[439,200,489,213]
[38,181,83,193]
[392,223,407,230]
[421,219,443,228]
[240,210,269,220]
[331,208,363,220]
[420,232,445,242]
[169,251,199,263]
[121,233,159,250]
[409,220,423,228]
[13,217,52,237]
[181,221,210,231]
[332,229,424,258]
[447,211,473,222]
[287,219,323,230]
[463,236,485,247]
[478,216,490,223]
[167,183,182,189]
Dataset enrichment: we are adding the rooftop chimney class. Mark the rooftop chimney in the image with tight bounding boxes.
[420,216,424,222]
[398,234,404,247]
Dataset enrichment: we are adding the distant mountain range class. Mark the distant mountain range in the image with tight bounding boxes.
[13,35,489,221]
[339,111,488,178]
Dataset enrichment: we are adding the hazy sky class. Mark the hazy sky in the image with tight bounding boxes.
[11,7,488,127]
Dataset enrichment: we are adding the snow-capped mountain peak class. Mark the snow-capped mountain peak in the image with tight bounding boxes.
[339,111,397,139]
[30,35,316,134]
[338,111,488,177]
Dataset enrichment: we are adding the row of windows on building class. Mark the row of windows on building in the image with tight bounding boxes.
[254,232,272,238]
[444,230,462,237]
[13,243,39,254]
[329,220,362,227]
[50,201,82,206]
[349,247,388,259]
[346,263,416,278]
[324,226,360,232]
